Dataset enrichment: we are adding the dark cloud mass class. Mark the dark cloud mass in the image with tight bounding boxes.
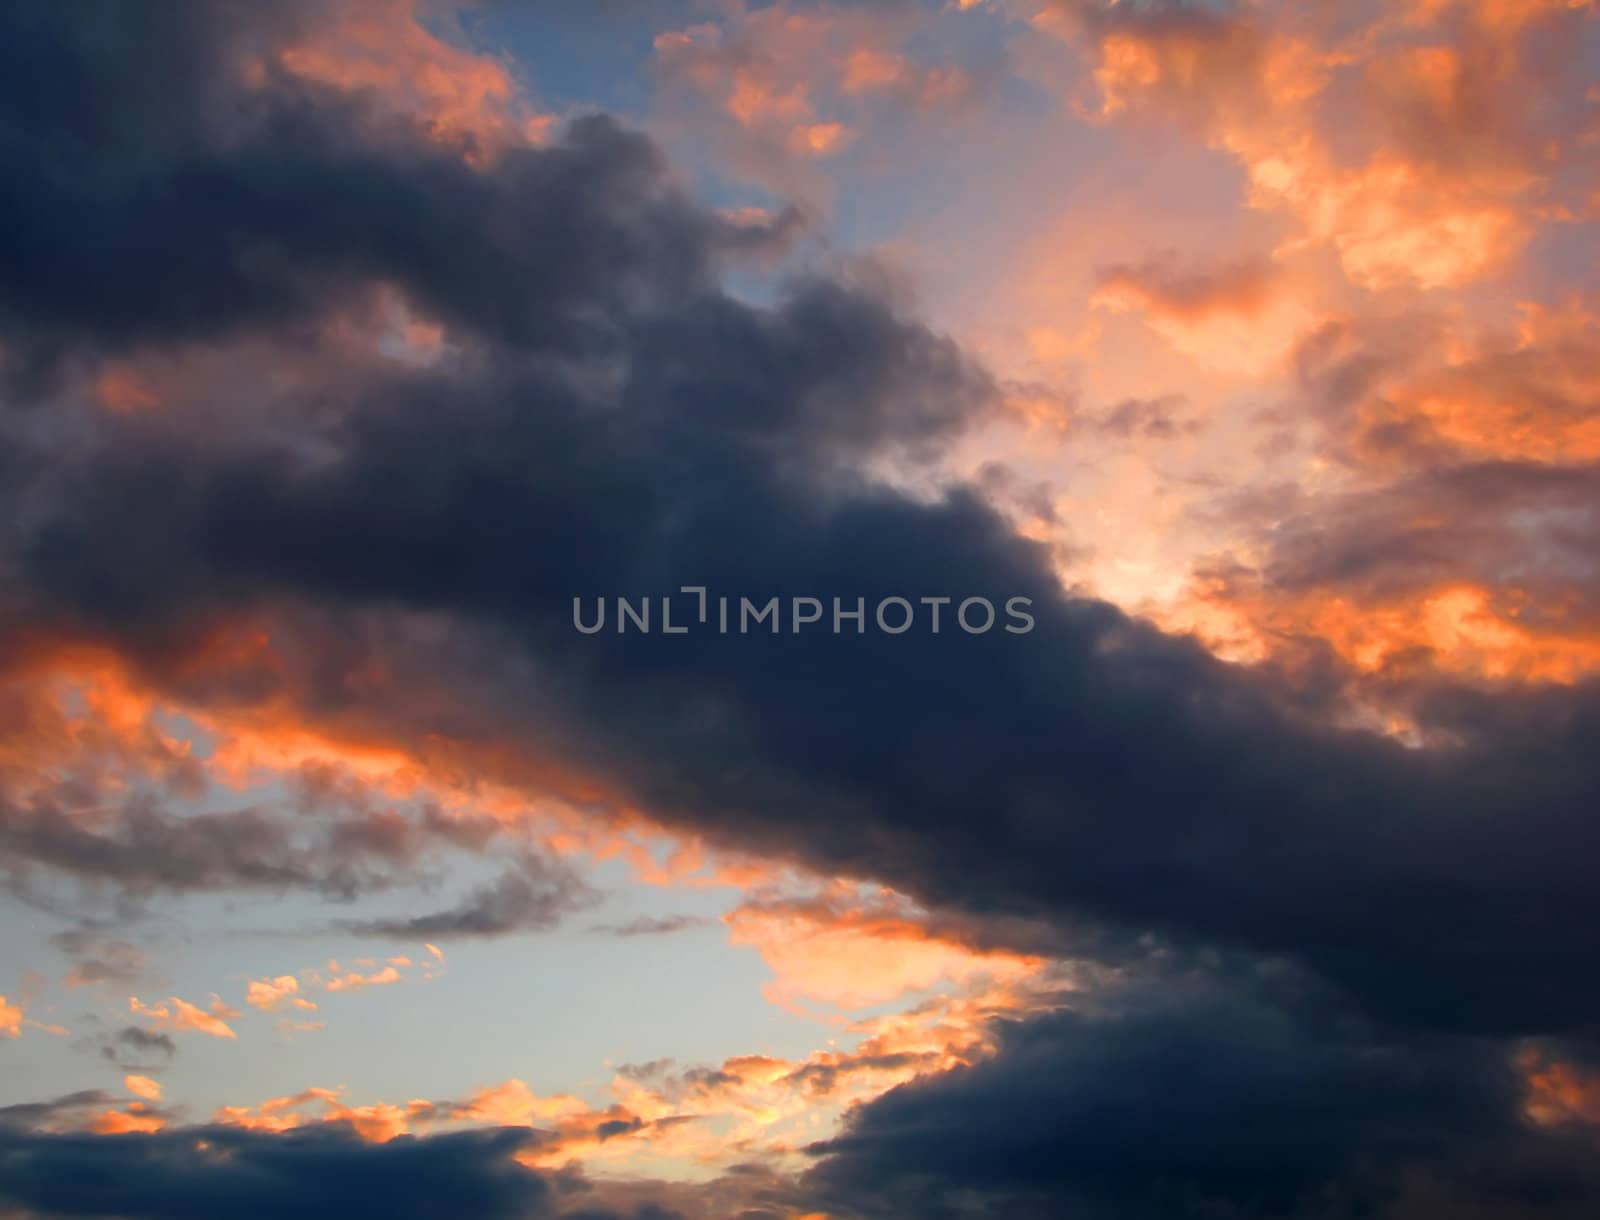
[1,2,1598,1218]
[0,1123,553,1220]
[810,974,1600,1219]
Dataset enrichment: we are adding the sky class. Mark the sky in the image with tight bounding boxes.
[0,1,1598,1218]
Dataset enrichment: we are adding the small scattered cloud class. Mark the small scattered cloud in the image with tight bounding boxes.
[129,995,239,1041]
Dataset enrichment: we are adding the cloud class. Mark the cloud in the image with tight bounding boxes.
[1185,458,1600,685]
[322,965,402,993]
[333,859,596,939]
[129,995,239,1041]
[246,975,315,1013]
[1090,394,1198,442]
[0,1123,556,1220]
[52,931,147,989]
[725,887,1044,1010]
[0,779,524,905]
[269,0,557,160]
[1045,0,1597,290]
[652,0,993,194]
[0,3,794,376]
[0,664,583,922]
[588,915,716,937]
[1091,253,1310,373]
[122,1076,162,1103]
[1172,300,1600,687]
[0,1089,175,1139]
[807,971,1600,1219]
[1094,254,1281,320]
[0,1092,118,1132]
[0,1116,797,1220]
[0,994,65,1041]
[203,1078,679,1171]
[98,1026,178,1068]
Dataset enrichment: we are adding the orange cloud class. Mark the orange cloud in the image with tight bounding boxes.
[93,365,162,413]
[603,972,1064,1176]
[130,994,239,1040]
[448,1078,590,1127]
[269,0,554,161]
[0,995,21,1039]
[725,886,1046,1011]
[1346,301,1600,464]
[247,975,317,1013]
[322,963,402,992]
[1521,1045,1600,1126]
[1046,0,1595,290]
[1153,293,1600,690]
[1091,254,1312,374]
[90,1103,167,1135]
[192,957,1065,1182]
[654,0,980,191]
[655,15,849,164]
[214,1086,432,1143]
[124,1074,162,1102]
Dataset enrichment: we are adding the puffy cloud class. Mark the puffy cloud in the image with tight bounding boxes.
[1043,0,1597,290]
[267,0,558,160]
[246,975,315,1013]
[1172,301,1600,687]
[0,2,794,372]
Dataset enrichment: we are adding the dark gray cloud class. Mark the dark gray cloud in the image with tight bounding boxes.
[335,859,597,940]
[0,1093,121,1133]
[1225,459,1600,614]
[0,3,798,382]
[1095,393,1199,441]
[0,1123,553,1220]
[0,1120,790,1220]
[589,915,716,937]
[98,1026,177,1068]
[808,976,1600,1220]
[0,780,575,918]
